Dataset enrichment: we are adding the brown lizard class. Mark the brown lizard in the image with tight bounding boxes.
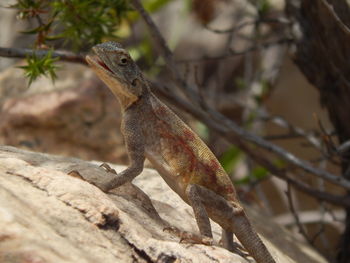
[86,41,276,263]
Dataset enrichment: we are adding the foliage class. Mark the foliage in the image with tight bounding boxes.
[11,0,130,49]
[10,0,130,85]
[9,0,174,85]
[18,50,59,86]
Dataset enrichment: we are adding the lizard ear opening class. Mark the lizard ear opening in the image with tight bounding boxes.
[131,79,137,86]
[129,78,143,96]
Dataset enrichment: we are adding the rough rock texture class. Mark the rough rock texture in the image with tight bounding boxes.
[0,146,326,263]
[0,63,128,163]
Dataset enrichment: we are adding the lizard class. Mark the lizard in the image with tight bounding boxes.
[85,41,276,263]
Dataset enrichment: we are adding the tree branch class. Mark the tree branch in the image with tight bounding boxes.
[0,47,87,65]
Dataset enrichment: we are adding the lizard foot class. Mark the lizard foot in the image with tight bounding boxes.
[164,226,214,246]
[220,239,249,258]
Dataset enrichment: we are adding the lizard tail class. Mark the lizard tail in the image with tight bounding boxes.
[231,215,276,263]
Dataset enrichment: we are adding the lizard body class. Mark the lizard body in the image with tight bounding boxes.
[86,41,276,263]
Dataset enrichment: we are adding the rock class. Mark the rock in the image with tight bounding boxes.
[0,63,128,163]
[0,146,326,263]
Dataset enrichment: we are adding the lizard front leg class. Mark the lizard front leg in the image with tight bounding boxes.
[100,111,145,192]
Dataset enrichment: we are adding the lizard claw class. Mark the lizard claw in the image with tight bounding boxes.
[100,163,117,174]
[219,238,249,258]
[230,245,249,259]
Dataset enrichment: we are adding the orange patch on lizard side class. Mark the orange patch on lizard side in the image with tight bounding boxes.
[158,122,197,174]
[209,159,220,170]
[199,159,236,197]
[225,185,235,194]
[201,160,218,185]
[156,116,233,197]
[182,128,196,141]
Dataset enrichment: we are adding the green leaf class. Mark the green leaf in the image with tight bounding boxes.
[18,50,59,86]
[50,0,131,50]
[219,146,242,174]
[251,166,269,179]
[235,77,247,90]
[256,0,271,16]
[144,0,172,13]
[234,166,269,185]
[11,0,132,49]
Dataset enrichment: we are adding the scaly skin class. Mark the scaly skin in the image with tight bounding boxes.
[86,41,276,263]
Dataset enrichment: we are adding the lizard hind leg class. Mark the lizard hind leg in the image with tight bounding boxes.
[162,184,216,247]
[186,184,246,254]
[221,229,249,258]
[185,184,213,238]
[187,184,276,263]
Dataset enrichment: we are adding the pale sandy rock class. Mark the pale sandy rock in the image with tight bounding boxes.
[0,146,327,263]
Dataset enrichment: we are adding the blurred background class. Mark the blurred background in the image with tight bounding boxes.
[0,0,347,262]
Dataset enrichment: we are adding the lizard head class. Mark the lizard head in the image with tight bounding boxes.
[86,41,145,108]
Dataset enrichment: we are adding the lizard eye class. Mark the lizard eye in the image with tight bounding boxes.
[119,56,128,66]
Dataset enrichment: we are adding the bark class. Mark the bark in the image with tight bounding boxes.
[286,0,350,262]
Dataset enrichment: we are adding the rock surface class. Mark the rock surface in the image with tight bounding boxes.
[0,146,327,263]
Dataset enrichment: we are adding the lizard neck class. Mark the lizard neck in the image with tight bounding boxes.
[118,82,152,111]
[116,92,138,110]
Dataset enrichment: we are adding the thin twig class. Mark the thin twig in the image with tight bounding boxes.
[131,1,185,87]
[131,0,201,105]
[176,38,294,63]
[337,140,350,155]
[320,0,350,36]
[285,184,314,244]
[243,106,323,152]
[0,47,87,64]
[204,18,291,34]
[275,209,344,229]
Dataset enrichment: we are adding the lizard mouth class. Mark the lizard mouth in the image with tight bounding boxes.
[97,58,113,73]
[86,54,113,74]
